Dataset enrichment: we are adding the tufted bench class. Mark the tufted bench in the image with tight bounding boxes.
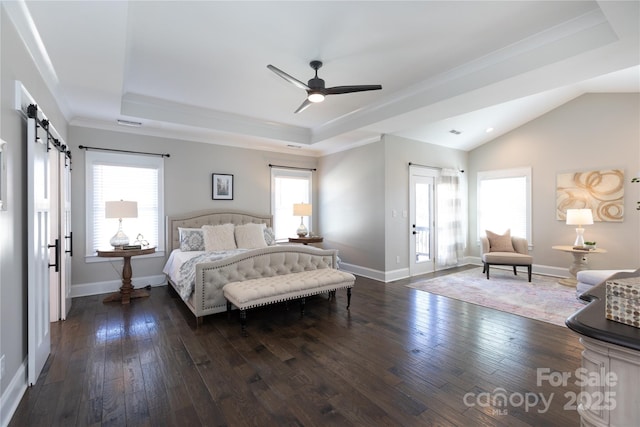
[224,268,355,335]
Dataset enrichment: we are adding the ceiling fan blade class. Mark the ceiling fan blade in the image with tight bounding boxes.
[294,98,313,114]
[325,85,382,95]
[267,64,309,90]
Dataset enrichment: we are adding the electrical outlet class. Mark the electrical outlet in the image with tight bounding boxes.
[396,255,400,264]
[1,354,5,380]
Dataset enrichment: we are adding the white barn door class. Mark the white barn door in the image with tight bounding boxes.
[49,146,72,320]
[27,116,51,386]
[48,148,60,321]
[60,152,72,319]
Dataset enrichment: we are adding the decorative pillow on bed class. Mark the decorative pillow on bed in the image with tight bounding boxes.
[178,227,205,251]
[202,223,237,251]
[235,223,268,249]
[263,227,276,246]
[486,229,515,252]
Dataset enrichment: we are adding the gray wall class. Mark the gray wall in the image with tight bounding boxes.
[69,126,317,289]
[468,93,640,272]
[0,9,69,400]
[318,140,386,272]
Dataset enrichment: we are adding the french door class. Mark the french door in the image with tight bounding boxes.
[409,167,438,276]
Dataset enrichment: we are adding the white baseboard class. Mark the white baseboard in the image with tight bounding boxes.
[338,264,415,282]
[341,258,569,285]
[0,358,27,427]
[383,267,410,282]
[71,274,167,298]
[339,263,386,282]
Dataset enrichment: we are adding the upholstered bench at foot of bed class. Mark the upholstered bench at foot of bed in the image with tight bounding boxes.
[223,268,356,336]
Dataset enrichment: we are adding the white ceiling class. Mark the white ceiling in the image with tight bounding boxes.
[7,1,640,156]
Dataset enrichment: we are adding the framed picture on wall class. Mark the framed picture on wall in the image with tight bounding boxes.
[212,173,233,200]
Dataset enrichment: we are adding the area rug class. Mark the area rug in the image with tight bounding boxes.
[405,267,586,327]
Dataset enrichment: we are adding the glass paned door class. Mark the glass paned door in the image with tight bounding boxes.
[414,180,432,262]
[410,168,437,276]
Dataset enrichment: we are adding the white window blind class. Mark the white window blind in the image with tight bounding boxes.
[86,151,164,256]
[477,167,531,243]
[271,168,312,241]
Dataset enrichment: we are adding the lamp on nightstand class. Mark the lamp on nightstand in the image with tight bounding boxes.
[105,200,138,248]
[293,203,312,237]
[566,208,593,247]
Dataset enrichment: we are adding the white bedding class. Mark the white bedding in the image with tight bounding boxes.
[163,249,248,301]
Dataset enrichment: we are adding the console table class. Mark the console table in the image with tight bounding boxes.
[97,247,155,304]
[552,245,607,286]
[566,272,640,427]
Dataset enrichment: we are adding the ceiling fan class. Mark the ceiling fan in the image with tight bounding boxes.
[267,60,382,113]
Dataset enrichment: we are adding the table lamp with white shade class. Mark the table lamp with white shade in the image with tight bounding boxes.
[566,208,593,247]
[105,200,138,248]
[293,203,312,237]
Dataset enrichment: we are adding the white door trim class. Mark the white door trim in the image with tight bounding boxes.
[409,166,439,277]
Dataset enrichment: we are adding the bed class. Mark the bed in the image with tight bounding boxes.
[163,209,340,325]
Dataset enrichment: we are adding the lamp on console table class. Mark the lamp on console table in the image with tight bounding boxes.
[105,200,138,248]
[566,208,593,247]
[293,203,312,237]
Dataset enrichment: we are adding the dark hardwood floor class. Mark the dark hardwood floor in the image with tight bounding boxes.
[10,267,583,426]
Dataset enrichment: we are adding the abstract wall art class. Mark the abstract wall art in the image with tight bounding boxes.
[556,169,624,222]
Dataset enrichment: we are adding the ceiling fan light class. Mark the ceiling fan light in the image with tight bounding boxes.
[308,92,325,103]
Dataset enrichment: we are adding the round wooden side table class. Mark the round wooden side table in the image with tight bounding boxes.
[97,247,156,304]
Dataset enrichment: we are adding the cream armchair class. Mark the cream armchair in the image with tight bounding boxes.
[480,235,532,282]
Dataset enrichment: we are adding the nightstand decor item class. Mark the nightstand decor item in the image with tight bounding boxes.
[134,233,150,247]
[105,200,138,248]
[605,276,640,328]
[293,203,312,237]
[565,208,593,247]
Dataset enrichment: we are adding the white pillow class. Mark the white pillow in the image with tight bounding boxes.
[202,223,237,251]
[235,223,268,249]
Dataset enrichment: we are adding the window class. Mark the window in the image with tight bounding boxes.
[271,168,312,241]
[477,167,531,244]
[85,151,165,257]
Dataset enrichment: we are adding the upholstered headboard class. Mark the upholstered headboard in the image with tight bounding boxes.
[166,210,272,251]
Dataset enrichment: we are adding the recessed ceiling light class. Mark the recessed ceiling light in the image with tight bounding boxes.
[117,119,142,127]
[486,127,494,133]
